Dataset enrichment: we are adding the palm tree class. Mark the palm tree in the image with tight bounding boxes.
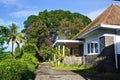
[8,23,20,57]
[17,32,26,56]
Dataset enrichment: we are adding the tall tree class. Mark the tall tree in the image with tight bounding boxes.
[57,19,73,39]
[27,21,49,50]
[57,18,84,39]
[8,23,20,57]
[24,10,91,42]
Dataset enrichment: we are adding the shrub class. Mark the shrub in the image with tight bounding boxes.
[14,46,21,58]
[0,59,29,80]
[20,53,39,79]
[21,53,39,72]
[0,52,11,61]
[22,44,38,55]
[40,46,54,61]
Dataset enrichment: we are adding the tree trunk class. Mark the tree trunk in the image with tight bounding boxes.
[11,39,14,58]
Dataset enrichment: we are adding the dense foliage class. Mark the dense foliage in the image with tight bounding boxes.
[0,59,29,80]
[0,24,40,80]
[23,10,91,62]
[0,26,9,52]
[22,44,38,54]
[26,21,50,50]
[0,50,39,80]
[21,53,39,72]
[40,46,56,61]
[0,52,11,61]
[24,10,91,42]
[0,24,25,57]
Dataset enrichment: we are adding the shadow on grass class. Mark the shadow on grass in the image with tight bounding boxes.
[72,67,120,80]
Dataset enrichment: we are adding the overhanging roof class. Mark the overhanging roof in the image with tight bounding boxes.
[52,40,83,47]
[72,4,120,39]
[77,24,120,38]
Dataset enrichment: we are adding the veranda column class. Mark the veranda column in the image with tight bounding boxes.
[62,44,65,57]
[58,45,61,65]
[53,47,57,61]
[58,45,60,54]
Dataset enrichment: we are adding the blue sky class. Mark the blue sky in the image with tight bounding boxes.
[0,0,120,51]
[0,0,120,31]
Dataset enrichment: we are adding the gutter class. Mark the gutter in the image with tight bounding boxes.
[78,24,120,39]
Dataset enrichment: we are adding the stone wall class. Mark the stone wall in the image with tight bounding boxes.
[84,36,116,71]
[98,36,116,71]
[84,55,98,65]
[63,56,83,65]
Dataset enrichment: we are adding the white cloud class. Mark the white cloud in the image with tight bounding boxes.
[0,18,5,25]
[0,18,19,26]
[0,0,19,6]
[0,0,31,9]
[86,8,106,21]
[10,10,38,18]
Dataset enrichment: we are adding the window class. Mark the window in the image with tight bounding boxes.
[87,42,98,54]
[88,43,90,53]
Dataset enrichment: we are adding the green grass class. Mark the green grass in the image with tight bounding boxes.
[52,63,120,80]
[52,63,93,71]
[52,64,78,70]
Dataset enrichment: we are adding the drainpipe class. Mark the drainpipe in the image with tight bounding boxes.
[114,31,118,70]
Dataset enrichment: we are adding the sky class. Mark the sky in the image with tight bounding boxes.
[0,0,120,51]
[0,0,120,30]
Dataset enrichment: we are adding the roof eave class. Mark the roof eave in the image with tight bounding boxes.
[76,24,120,39]
[52,40,84,47]
[76,24,101,39]
[101,24,120,29]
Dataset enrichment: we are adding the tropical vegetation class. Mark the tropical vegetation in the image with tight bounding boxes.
[0,10,91,80]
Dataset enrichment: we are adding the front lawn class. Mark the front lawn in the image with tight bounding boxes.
[52,63,120,80]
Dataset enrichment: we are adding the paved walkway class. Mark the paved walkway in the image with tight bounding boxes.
[34,62,85,80]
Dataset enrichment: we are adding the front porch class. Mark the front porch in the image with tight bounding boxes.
[52,40,84,65]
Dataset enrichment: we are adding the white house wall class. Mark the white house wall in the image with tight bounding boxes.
[83,29,115,55]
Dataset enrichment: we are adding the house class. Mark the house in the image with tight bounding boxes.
[53,4,120,71]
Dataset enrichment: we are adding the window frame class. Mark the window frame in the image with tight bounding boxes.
[87,42,99,54]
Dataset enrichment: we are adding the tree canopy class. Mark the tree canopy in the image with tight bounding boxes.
[24,10,91,42]
[27,21,49,50]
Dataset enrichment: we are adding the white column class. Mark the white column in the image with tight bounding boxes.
[58,45,61,65]
[63,45,65,57]
[58,45,60,54]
